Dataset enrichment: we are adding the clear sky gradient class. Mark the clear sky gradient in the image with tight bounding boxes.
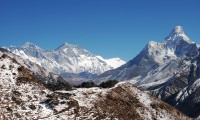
[0,0,200,61]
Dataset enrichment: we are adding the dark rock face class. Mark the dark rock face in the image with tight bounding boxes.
[147,49,200,118]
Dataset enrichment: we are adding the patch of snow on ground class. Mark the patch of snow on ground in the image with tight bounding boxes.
[60,87,108,108]
[0,54,20,87]
[137,92,152,107]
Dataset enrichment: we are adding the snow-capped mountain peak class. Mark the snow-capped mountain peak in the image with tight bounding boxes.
[21,42,42,50]
[172,26,185,34]
[56,42,79,50]
[96,26,199,84]
[167,26,185,37]
[145,26,194,58]
[55,42,93,57]
[164,26,192,45]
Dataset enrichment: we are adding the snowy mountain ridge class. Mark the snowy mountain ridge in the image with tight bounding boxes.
[5,42,125,84]
[96,55,126,68]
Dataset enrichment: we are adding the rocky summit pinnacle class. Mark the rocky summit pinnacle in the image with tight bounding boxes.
[166,26,186,38]
[21,42,42,50]
[172,26,184,34]
[22,42,35,48]
[56,42,80,51]
[164,26,191,44]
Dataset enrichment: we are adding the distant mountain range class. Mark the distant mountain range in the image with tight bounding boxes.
[5,42,125,85]
[96,26,200,118]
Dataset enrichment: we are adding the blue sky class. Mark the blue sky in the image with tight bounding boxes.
[0,0,200,61]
